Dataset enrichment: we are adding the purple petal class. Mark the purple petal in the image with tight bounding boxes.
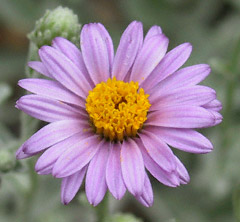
[22,120,89,154]
[16,145,35,160]
[28,61,51,78]
[210,110,223,126]
[136,173,153,207]
[106,142,126,200]
[139,131,176,172]
[52,37,94,87]
[142,43,192,92]
[174,156,190,184]
[112,21,143,80]
[150,64,211,95]
[52,135,101,178]
[136,139,180,187]
[16,95,85,123]
[39,46,91,98]
[18,78,85,108]
[203,99,222,112]
[130,34,169,85]
[121,139,145,196]
[150,85,216,111]
[35,131,93,174]
[146,105,215,128]
[97,23,114,71]
[81,23,113,85]
[86,141,109,206]
[37,165,53,175]
[144,126,213,153]
[144,25,162,43]
[61,166,87,205]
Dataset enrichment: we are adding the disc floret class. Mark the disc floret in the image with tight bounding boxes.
[86,77,151,141]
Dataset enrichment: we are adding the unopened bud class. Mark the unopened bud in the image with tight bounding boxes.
[28,6,81,48]
[0,149,16,173]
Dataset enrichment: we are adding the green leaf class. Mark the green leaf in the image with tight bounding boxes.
[0,83,11,104]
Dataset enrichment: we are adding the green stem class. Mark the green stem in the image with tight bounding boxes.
[95,193,109,222]
[19,42,40,222]
[220,37,240,155]
[25,42,39,78]
[22,159,39,222]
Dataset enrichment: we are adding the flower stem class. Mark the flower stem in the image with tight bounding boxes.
[22,159,39,222]
[19,41,40,220]
[95,193,109,222]
[220,37,240,154]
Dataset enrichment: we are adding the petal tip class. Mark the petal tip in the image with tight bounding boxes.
[15,146,23,159]
[34,161,42,173]
[185,42,192,49]
[52,36,65,44]
[61,197,71,205]
[52,168,61,178]
[15,103,19,109]
[18,79,23,87]
[39,45,52,57]
[27,61,36,68]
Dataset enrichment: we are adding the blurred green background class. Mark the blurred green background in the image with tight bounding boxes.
[0,0,240,221]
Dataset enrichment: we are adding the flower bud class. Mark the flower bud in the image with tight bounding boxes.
[0,149,16,173]
[28,6,81,48]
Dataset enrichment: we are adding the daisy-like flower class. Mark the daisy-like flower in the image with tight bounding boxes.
[16,21,222,207]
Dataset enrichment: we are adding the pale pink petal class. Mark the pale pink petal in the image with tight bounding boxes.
[81,23,113,85]
[150,85,216,111]
[146,105,215,128]
[106,143,126,200]
[130,34,169,85]
[136,173,153,207]
[28,61,51,78]
[86,140,109,206]
[61,166,87,205]
[121,139,145,196]
[174,156,190,184]
[139,131,176,172]
[150,64,211,95]
[18,78,85,108]
[21,120,89,154]
[144,25,162,42]
[144,126,213,153]
[210,110,223,126]
[35,131,93,174]
[16,95,86,123]
[37,165,53,175]
[136,139,180,187]
[112,21,143,80]
[97,23,114,71]
[142,43,192,91]
[16,145,35,160]
[39,46,91,98]
[52,37,94,87]
[52,135,101,178]
[203,99,222,112]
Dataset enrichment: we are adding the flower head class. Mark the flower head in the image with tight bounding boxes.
[16,21,222,207]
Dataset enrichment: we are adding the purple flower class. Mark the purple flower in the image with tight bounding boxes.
[16,21,222,207]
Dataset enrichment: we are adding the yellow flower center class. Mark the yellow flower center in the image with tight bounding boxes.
[85,77,151,141]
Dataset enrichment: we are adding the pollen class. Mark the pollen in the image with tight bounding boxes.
[85,77,151,141]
